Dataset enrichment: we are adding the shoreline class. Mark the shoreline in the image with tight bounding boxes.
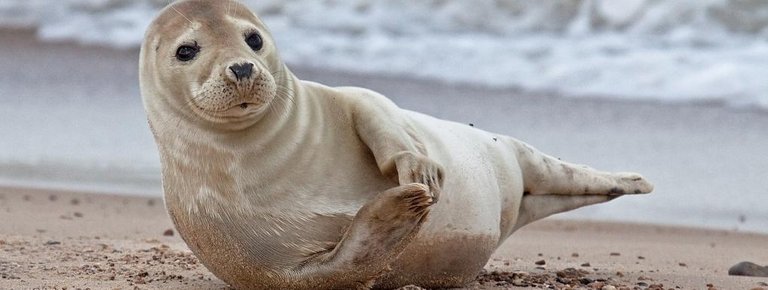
[1,187,767,289]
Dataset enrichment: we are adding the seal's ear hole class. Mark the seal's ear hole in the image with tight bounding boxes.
[176,43,200,62]
[245,32,263,52]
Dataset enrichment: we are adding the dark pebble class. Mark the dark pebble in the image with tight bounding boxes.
[163,229,175,236]
[534,260,546,265]
[73,212,83,218]
[580,262,591,267]
[729,261,768,277]
[44,240,61,246]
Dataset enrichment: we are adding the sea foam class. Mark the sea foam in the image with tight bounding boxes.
[2,0,768,109]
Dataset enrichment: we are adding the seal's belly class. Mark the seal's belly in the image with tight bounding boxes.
[377,233,498,288]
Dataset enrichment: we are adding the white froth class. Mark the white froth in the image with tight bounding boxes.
[1,0,767,108]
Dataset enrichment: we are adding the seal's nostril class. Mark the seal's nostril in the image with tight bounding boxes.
[229,63,254,81]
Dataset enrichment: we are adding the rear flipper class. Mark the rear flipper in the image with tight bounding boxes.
[510,139,654,196]
[511,194,618,233]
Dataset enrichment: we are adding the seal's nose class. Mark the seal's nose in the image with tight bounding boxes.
[229,63,253,81]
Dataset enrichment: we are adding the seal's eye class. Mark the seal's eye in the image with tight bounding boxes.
[176,44,199,61]
[245,32,263,51]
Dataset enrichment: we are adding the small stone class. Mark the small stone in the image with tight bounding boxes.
[609,252,621,256]
[579,277,593,284]
[581,262,591,267]
[759,282,768,286]
[679,262,687,267]
[602,286,617,290]
[730,262,768,277]
[534,259,546,265]
[70,198,80,205]
[468,123,474,127]
[45,240,61,246]
[163,229,174,237]
[638,256,645,260]
[637,282,649,287]
[572,253,580,257]
[73,212,83,218]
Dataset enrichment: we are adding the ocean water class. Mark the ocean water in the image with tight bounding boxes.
[1,1,767,234]
[2,0,768,108]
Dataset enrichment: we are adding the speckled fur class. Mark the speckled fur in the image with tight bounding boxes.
[139,1,654,289]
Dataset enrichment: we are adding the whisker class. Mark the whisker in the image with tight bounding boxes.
[171,6,194,27]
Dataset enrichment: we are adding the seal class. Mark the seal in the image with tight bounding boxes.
[140,1,654,289]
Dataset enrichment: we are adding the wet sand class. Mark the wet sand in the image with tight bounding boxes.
[1,187,767,289]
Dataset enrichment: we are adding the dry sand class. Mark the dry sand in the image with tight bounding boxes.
[1,187,767,290]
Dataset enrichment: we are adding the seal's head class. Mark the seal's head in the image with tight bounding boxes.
[140,0,287,131]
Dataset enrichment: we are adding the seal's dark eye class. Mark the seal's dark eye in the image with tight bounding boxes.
[245,32,263,51]
[176,44,199,61]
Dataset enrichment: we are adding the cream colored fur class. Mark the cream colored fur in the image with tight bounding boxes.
[140,1,653,289]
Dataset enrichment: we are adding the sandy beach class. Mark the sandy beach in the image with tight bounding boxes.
[1,187,767,289]
[2,28,768,289]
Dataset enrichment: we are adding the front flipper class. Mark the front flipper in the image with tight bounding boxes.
[291,183,434,289]
[346,87,445,201]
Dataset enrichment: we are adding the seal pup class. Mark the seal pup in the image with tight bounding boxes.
[140,1,654,288]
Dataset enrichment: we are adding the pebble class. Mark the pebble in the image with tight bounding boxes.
[609,252,621,256]
[602,285,617,290]
[729,261,768,277]
[581,262,591,267]
[163,229,175,237]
